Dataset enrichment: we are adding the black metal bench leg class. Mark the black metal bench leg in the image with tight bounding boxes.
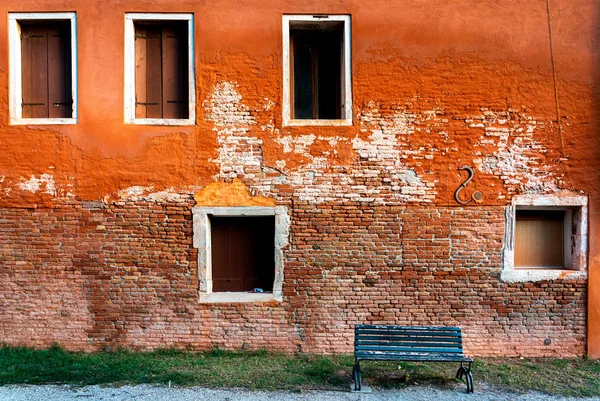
[353,360,362,391]
[466,362,474,393]
[456,362,466,380]
[457,362,474,393]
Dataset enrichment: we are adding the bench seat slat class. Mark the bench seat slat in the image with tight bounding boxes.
[356,352,472,363]
[356,325,461,331]
[355,329,462,338]
[356,341,463,349]
[356,336,462,345]
[356,345,463,353]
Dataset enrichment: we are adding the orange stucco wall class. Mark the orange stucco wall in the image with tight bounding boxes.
[0,0,599,356]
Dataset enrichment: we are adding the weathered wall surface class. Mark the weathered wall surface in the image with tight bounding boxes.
[0,0,598,356]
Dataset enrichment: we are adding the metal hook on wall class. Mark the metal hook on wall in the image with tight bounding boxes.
[454,165,475,205]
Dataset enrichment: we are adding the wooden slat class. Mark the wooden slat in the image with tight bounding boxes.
[357,340,462,348]
[135,25,148,118]
[356,353,472,363]
[356,334,461,343]
[356,345,463,353]
[356,330,462,338]
[356,324,461,331]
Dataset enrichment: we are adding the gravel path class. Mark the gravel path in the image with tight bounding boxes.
[1,384,599,401]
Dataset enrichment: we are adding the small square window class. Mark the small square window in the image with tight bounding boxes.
[124,14,195,125]
[193,206,289,303]
[501,194,588,282]
[9,13,77,125]
[282,15,352,126]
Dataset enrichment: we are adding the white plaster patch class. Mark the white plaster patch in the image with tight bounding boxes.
[18,174,56,196]
[117,185,153,199]
[348,105,437,203]
[263,97,275,111]
[204,82,256,127]
[472,111,562,196]
[275,134,315,154]
[116,186,188,202]
[205,81,263,180]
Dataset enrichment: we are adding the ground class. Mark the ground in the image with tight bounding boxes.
[1,384,600,401]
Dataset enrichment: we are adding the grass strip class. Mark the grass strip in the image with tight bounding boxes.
[0,345,599,396]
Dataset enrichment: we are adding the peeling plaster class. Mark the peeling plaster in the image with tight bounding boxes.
[275,134,316,154]
[116,186,189,202]
[18,174,56,196]
[472,111,562,196]
[204,81,262,181]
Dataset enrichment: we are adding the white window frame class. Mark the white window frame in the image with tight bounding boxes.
[8,12,78,125]
[501,194,588,282]
[282,14,352,127]
[192,206,289,303]
[124,13,195,126]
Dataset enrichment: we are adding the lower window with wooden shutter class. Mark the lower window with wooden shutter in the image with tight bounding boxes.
[210,216,276,293]
[515,209,571,269]
[20,20,72,119]
[134,21,189,120]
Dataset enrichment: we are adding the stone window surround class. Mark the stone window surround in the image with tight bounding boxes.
[192,206,289,303]
[501,194,588,283]
[8,12,78,125]
[281,14,353,127]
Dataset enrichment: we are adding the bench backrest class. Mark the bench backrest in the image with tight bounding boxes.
[354,324,465,356]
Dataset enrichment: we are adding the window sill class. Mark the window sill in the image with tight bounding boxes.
[126,118,195,126]
[11,118,77,125]
[284,118,352,127]
[198,292,282,304]
[500,268,586,283]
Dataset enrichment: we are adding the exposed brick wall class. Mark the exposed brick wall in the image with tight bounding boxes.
[0,0,596,357]
[0,200,586,356]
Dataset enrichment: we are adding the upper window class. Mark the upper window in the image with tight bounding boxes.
[8,13,77,125]
[282,15,352,126]
[124,14,195,125]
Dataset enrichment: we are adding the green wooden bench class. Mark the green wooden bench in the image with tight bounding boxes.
[353,324,474,393]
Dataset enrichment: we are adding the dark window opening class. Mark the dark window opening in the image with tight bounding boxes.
[211,216,275,292]
[134,21,189,119]
[290,22,343,120]
[515,209,565,268]
[20,20,72,119]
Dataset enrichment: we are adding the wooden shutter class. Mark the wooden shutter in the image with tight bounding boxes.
[515,210,564,268]
[211,217,275,292]
[21,21,71,119]
[47,23,72,118]
[135,22,188,119]
[162,24,188,119]
[135,25,162,118]
[212,217,244,292]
